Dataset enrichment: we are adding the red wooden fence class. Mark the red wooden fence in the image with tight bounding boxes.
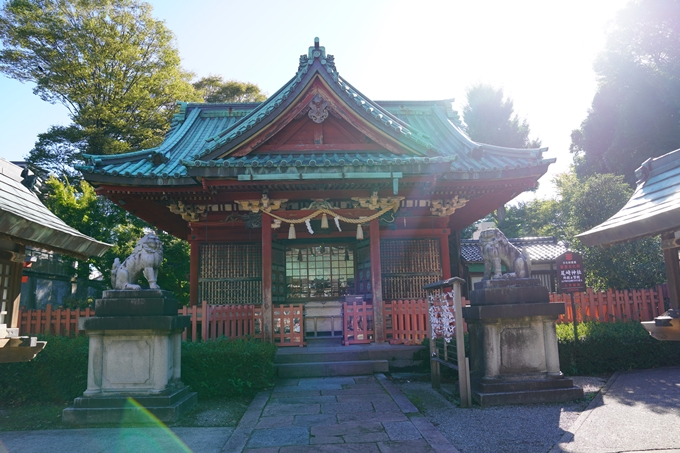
[20,305,94,337]
[272,304,304,347]
[549,285,667,324]
[343,301,375,345]
[19,285,669,342]
[384,299,428,345]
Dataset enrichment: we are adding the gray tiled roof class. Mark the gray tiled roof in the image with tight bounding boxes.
[78,40,553,186]
[578,148,680,246]
[461,236,566,263]
[0,159,110,259]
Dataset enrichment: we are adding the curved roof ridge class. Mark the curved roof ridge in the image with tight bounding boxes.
[190,38,441,161]
[81,106,202,166]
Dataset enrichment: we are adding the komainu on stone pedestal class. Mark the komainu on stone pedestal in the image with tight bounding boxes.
[479,228,531,280]
[111,233,163,290]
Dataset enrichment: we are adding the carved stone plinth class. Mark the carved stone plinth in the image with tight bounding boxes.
[62,290,196,424]
[462,281,583,406]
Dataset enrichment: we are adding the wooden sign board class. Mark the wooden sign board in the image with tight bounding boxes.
[556,251,586,293]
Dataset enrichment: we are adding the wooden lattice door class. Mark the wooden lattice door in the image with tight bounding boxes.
[199,243,262,304]
[381,238,442,300]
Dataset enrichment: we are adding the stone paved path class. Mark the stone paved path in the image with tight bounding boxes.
[224,373,458,453]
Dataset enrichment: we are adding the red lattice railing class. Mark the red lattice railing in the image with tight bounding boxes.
[343,301,375,345]
[384,299,429,345]
[273,304,305,347]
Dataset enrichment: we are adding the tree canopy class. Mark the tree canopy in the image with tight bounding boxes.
[462,83,541,148]
[570,0,680,184]
[0,0,199,171]
[193,76,266,103]
[43,177,190,303]
[495,172,666,291]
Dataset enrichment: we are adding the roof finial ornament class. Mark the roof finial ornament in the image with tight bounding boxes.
[314,37,320,50]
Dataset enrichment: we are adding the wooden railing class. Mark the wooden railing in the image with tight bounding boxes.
[21,304,262,342]
[272,304,304,346]
[20,305,94,337]
[549,285,667,324]
[19,285,668,342]
[343,301,375,345]
[384,299,429,345]
[178,304,262,341]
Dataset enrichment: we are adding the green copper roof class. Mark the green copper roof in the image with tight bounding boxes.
[578,148,680,246]
[0,159,110,260]
[79,38,553,186]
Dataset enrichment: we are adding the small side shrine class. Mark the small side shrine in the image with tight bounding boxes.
[78,38,554,344]
[578,148,680,340]
[0,159,110,362]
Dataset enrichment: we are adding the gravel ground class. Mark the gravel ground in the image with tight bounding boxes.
[392,374,608,453]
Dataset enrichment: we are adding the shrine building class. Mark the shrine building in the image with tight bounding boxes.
[78,39,554,344]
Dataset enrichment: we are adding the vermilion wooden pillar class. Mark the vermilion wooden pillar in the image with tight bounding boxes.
[262,215,274,342]
[189,241,199,306]
[440,231,451,280]
[369,218,384,342]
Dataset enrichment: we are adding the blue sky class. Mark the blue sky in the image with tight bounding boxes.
[0,0,629,200]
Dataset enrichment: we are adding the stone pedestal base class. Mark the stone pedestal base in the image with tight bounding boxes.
[62,384,197,424]
[463,281,583,406]
[63,290,196,424]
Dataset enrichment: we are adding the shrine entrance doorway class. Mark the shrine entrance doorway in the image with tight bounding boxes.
[283,242,357,339]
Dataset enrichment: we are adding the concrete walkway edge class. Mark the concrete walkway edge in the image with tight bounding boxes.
[548,371,621,453]
[220,389,271,453]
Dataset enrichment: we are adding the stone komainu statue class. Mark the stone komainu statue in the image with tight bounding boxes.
[111,233,163,290]
[478,228,531,280]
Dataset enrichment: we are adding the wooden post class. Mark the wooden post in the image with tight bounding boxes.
[262,214,274,342]
[453,279,471,408]
[369,218,384,342]
[662,232,680,310]
[189,240,199,306]
[440,233,451,280]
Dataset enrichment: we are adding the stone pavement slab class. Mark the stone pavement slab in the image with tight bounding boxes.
[0,427,233,453]
[234,373,459,453]
[551,366,680,453]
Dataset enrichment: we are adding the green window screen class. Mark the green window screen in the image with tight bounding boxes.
[286,245,355,299]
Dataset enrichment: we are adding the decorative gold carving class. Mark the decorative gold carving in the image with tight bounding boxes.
[430,196,468,217]
[352,191,404,212]
[168,201,206,222]
[235,194,287,213]
[308,94,329,123]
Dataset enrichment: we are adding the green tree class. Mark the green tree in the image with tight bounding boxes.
[0,0,199,165]
[555,172,665,290]
[463,83,541,148]
[570,0,680,184]
[43,177,190,303]
[496,199,564,239]
[193,75,267,103]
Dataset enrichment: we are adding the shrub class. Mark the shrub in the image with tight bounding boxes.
[0,335,89,404]
[557,321,680,375]
[0,335,277,404]
[181,338,277,399]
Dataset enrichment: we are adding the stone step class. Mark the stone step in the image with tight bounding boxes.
[276,360,389,378]
[275,345,423,365]
[472,386,585,407]
[474,378,576,394]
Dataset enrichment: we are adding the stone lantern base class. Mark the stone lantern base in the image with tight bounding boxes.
[463,279,584,406]
[62,290,196,424]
